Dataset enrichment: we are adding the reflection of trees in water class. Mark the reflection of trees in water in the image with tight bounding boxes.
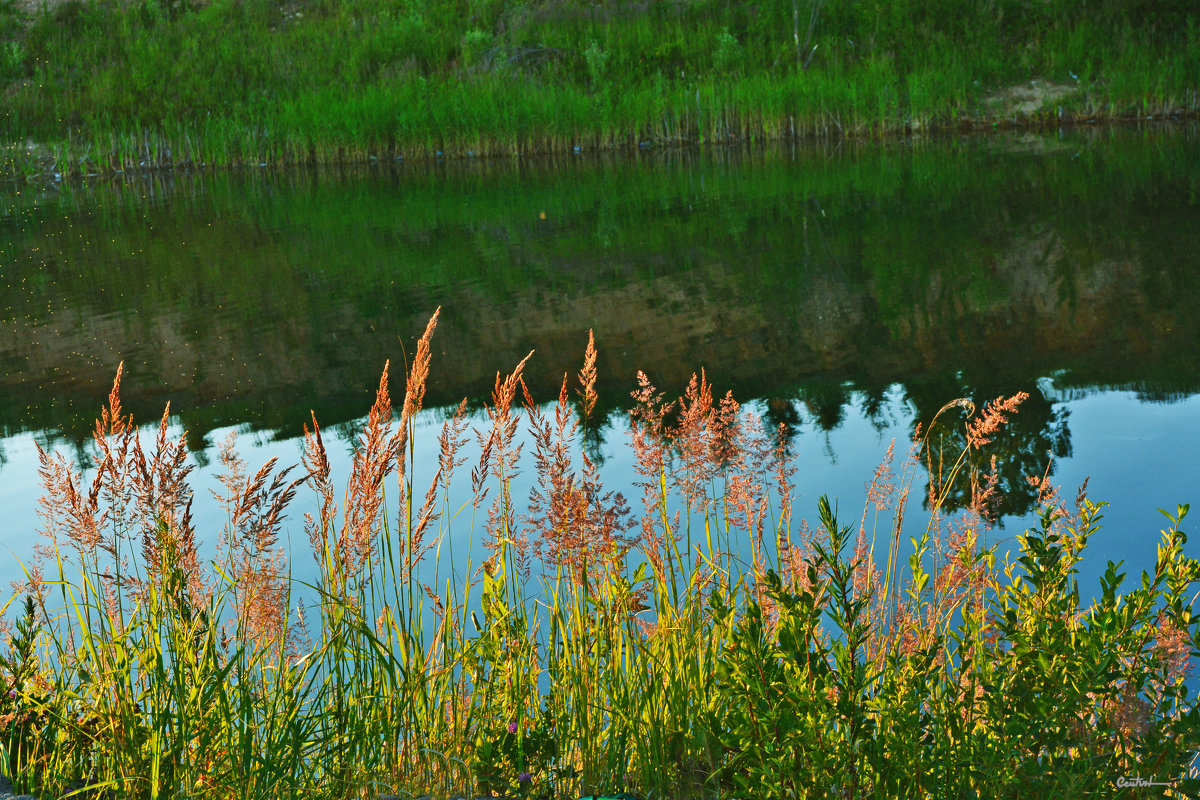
[800,379,851,431]
[1136,389,1195,404]
[779,378,1072,521]
[763,396,802,445]
[857,384,895,435]
[580,404,609,469]
[789,382,897,437]
[905,382,1072,521]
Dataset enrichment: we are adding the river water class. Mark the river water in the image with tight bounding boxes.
[1,125,1199,608]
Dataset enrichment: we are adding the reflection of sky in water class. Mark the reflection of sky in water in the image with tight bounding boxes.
[4,384,1197,621]
[1048,391,1200,587]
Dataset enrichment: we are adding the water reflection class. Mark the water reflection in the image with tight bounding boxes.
[0,125,1198,531]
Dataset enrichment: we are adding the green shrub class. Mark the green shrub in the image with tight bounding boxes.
[712,27,742,74]
[461,27,494,69]
[584,39,608,88]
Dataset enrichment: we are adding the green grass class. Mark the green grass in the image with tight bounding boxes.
[0,0,1197,176]
[1,315,1198,799]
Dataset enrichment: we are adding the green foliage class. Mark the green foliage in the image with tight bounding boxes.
[471,705,559,797]
[707,498,1200,796]
[712,27,742,74]
[0,0,25,83]
[0,0,1195,171]
[0,596,46,782]
[583,39,608,88]
[710,568,839,797]
[461,27,494,69]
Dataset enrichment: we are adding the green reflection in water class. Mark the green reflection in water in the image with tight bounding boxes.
[1,125,1198,519]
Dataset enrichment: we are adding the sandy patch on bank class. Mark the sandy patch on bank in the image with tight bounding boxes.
[984,79,1078,117]
[9,0,69,14]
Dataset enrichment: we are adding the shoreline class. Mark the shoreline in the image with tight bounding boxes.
[0,775,38,800]
[3,108,1197,184]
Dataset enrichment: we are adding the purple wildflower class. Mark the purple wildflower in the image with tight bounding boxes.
[507,720,518,734]
[6,689,15,699]
[517,771,531,783]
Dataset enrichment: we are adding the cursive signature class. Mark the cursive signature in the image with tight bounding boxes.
[1115,776,1175,788]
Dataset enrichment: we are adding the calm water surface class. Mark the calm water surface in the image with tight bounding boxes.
[1,126,1199,603]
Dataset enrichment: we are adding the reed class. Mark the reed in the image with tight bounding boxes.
[1,311,1197,798]
[1,0,1197,178]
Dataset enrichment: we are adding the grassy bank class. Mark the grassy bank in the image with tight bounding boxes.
[1,313,1197,799]
[0,0,1197,176]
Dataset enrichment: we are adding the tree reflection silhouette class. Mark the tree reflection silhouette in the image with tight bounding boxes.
[905,382,1072,520]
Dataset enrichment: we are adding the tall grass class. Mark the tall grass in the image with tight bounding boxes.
[1,311,1198,798]
[1,0,1197,177]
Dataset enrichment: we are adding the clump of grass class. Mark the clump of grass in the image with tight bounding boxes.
[1,309,1197,799]
[1,0,1198,178]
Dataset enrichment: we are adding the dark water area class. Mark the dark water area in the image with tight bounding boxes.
[1,124,1199,598]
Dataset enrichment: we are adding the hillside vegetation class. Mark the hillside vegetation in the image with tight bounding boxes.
[0,0,1197,172]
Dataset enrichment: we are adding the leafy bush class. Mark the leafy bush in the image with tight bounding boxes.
[584,39,608,88]
[461,27,494,69]
[0,0,25,82]
[712,27,742,74]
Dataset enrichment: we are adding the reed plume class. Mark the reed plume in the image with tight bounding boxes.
[628,370,676,580]
[671,370,717,514]
[302,410,336,567]
[398,308,442,575]
[213,429,304,656]
[338,361,398,582]
[577,328,598,423]
[966,392,1029,449]
[526,358,631,585]
[479,350,533,560]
